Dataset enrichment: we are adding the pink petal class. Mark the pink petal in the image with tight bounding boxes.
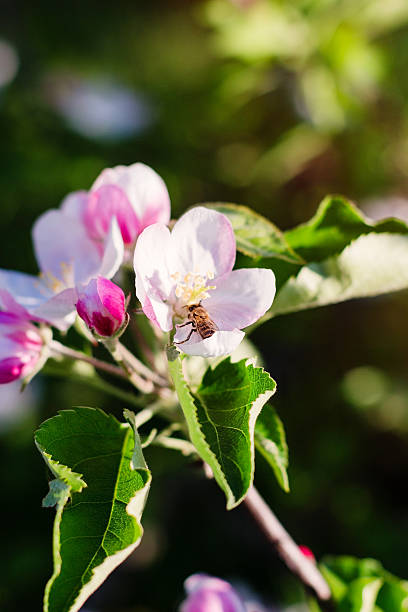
[171,207,236,279]
[205,268,276,331]
[182,574,247,612]
[32,209,101,285]
[92,162,170,231]
[134,224,175,331]
[174,328,244,358]
[84,184,141,245]
[0,356,31,384]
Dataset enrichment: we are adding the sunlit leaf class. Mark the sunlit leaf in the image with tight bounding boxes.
[35,407,151,612]
[270,233,408,317]
[167,350,276,509]
[206,202,303,263]
[284,195,408,262]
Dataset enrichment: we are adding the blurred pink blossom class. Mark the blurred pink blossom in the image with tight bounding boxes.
[0,312,44,384]
[180,574,247,612]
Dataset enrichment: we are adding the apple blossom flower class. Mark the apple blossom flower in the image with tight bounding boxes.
[91,162,170,234]
[0,196,123,331]
[180,574,247,612]
[134,207,275,358]
[76,277,126,338]
[83,185,141,248]
[61,163,170,255]
[0,311,45,384]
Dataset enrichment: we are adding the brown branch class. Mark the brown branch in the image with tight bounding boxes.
[244,486,334,610]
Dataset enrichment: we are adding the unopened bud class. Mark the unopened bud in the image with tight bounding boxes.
[76,277,126,338]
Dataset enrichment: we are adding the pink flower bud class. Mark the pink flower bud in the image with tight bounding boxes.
[76,277,126,337]
[180,574,247,612]
[0,312,44,384]
[299,545,315,562]
[84,184,141,246]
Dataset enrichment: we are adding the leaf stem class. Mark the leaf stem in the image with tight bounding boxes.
[49,340,129,381]
[243,486,333,609]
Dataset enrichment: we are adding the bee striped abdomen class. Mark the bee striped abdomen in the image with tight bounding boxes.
[188,304,218,340]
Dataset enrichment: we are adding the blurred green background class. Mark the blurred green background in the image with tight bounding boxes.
[1,0,408,610]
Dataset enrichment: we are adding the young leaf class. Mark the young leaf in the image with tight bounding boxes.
[254,404,289,492]
[167,350,276,509]
[320,556,408,612]
[35,407,151,612]
[205,202,303,263]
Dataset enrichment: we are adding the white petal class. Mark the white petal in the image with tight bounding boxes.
[134,224,175,331]
[175,329,245,358]
[0,269,52,306]
[204,268,276,330]
[33,209,101,285]
[98,217,125,279]
[60,190,87,222]
[171,207,236,279]
[92,162,170,230]
[30,288,78,331]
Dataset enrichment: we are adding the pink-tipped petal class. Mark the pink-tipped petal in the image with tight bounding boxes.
[205,268,276,331]
[0,314,44,384]
[0,289,33,320]
[171,207,236,279]
[92,162,170,231]
[174,328,245,358]
[134,224,175,331]
[84,184,141,245]
[33,209,101,284]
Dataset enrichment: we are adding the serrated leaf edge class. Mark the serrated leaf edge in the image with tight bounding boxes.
[169,356,276,509]
[36,407,151,612]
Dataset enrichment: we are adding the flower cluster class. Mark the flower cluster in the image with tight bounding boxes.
[0,161,275,383]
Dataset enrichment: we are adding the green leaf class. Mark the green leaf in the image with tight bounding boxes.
[320,556,408,612]
[35,407,151,612]
[205,202,303,263]
[270,232,408,318]
[167,350,276,509]
[254,404,289,492]
[284,195,408,262]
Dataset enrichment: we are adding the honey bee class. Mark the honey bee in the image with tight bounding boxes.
[175,303,218,344]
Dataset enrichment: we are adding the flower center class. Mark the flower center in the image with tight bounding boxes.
[172,271,215,305]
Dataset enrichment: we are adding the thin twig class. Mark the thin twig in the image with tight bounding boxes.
[244,486,333,609]
[117,341,168,387]
[49,340,129,380]
[42,364,147,409]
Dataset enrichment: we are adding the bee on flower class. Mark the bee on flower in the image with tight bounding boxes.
[134,207,275,358]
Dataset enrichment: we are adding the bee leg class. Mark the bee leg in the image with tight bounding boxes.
[174,324,196,345]
[176,321,194,328]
